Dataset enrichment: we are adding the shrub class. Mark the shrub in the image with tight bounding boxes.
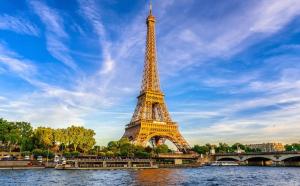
[63,151,71,158]
[21,151,31,156]
[63,151,79,158]
[106,151,114,157]
[43,150,54,159]
[32,149,44,158]
[98,152,106,157]
[134,151,150,158]
[70,151,80,158]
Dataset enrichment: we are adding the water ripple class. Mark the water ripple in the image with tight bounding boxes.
[0,167,299,186]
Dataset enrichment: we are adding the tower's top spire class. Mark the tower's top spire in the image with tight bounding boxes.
[141,0,160,93]
[147,0,155,23]
[149,0,152,15]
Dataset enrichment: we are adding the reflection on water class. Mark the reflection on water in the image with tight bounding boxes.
[0,167,300,186]
[133,168,184,185]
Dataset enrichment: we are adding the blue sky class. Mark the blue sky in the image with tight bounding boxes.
[0,0,300,146]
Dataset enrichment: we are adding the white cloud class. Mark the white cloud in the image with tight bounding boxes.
[30,1,67,38]
[0,43,36,75]
[46,36,77,70]
[30,0,77,70]
[79,0,115,75]
[157,0,300,74]
[180,77,300,144]
[0,98,85,128]
[100,56,115,75]
[250,0,300,33]
[77,0,147,100]
[183,98,300,145]
[0,14,39,36]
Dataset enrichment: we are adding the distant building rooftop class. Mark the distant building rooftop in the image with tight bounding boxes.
[246,143,285,152]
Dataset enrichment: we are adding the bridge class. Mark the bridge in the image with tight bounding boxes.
[214,151,300,166]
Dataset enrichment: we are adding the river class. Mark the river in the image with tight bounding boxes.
[0,166,299,185]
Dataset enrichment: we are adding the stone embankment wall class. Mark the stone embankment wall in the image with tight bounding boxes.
[0,160,30,167]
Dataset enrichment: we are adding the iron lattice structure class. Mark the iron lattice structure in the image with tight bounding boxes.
[123,5,190,152]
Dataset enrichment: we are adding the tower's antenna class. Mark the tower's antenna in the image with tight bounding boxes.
[149,0,152,15]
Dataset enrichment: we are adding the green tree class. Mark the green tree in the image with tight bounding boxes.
[108,141,118,150]
[32,149,44,158]
[98,152,106,157]
[106,151,114,157]
[54,128,64,145]
[217,143,232,153]
[0,118,9,143]
[285,143,300,151]
[231,143,246,152]
[155,144,169,153]
[67,126,83,151]
[34,127,54,149]
[15,122,33,151]
[119,138,134,157]
[134,145,150,158]
[80,128,96,153]
[2,122,21,152]
[135,151,150,158]
[66,126,96,152]
[293,144,300,151]
[192,145,209,154]
[54,128,70,151]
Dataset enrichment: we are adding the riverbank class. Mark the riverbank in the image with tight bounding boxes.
[0,159,203,170]
[1,156,299,170]
[0,160,45,169]
[0,167,44,170]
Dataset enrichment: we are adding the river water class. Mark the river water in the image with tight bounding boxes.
[0,167,299,186]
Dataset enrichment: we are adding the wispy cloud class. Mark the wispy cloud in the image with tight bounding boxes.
[250,0,300,33]
[185,102,300,145]
[156,0,300,74]
[0,14,39,36]
[77,0,146,100]
[180,72,300,144]
[30,0,77,70]
[79,0,115,75]
[0,43,36,75]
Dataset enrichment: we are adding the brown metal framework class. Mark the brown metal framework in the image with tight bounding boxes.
[123,4,190,152]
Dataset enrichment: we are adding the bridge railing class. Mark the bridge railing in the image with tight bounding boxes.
[214,151,300,156]
[155,153,199,159]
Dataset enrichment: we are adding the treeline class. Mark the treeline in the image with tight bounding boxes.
[192,143,261,154]
[3,118,299,158]
[0,118,170,158]
[192,143,300,154]
[0,118,96,154]
[285,144,300,151]
[89,138,170,158]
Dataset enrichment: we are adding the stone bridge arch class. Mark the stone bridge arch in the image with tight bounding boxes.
[278,154,300,161]
[216,157,240,161]
[245,156,274,166]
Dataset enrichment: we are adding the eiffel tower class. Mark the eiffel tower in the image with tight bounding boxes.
[123,2,190,152]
